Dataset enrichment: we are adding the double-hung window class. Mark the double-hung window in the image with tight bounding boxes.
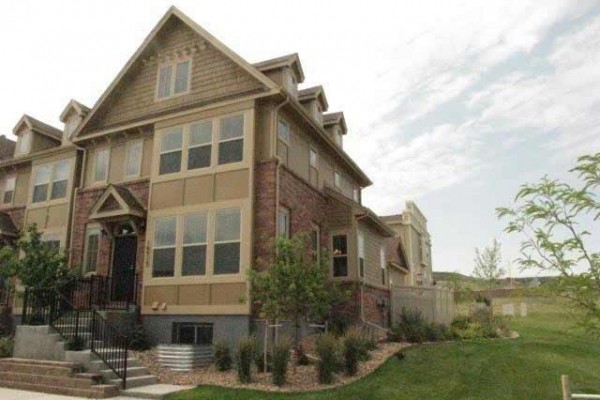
[125,140,143,178]
[153,216,177,277]
[277,120,290,164]
[358,231,365,278]
[380,245,386,285]
[188,121,212,170]
[214,208,241,275]
[218,115,244,165]
[50,161,70,200]
[32,165,51,203]
[332,234,348,277]
[159,128,183,175]
[182,213,208,276]
[93,149,110,183]
[83,228,101,274]
[334,171,343,189]
[309,148,318,187]
[3,176,15,204]
[277,207,290,239]
[353,188,360,203]
[157,59,191,99]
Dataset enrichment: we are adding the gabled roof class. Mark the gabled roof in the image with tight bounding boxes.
[298,86,329,111]
[253,53,305,83]
[323,112,347,135]
[89,184,145,221]
[73,6,277,140]
[0,136,15,160]
[60,99,91,122]
[13,115,62,141]
[0,212,18,237]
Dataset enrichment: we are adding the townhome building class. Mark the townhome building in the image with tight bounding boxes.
[0,7,400,347]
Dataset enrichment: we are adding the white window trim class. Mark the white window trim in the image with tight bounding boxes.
[277,119,291,145]
[331,232,349,278]
[124,139,144,179]
[155,57,193,101]
[182,212,209,276]
[31,160,72,204]
[358,231,365,278]
[2,175,16,205]
[213,208,243,275]
[277,207,290,238]
[353,187,360,203]
[92,148,110,184]
[187,121,213,172]
[311,224,321,262]
[217,116,245,166]
[83,227,101,275]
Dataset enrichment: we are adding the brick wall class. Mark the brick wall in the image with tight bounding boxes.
[71,181,149,279]
[337,283,391,328]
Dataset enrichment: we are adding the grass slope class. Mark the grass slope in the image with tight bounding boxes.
[168,300,600,400]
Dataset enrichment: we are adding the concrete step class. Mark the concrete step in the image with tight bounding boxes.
[0,371,101,389]
[89,357,141,371]
[99,366,149,380]
[120,384,193,399]
[0,360,80,376]
[110,374,157,389]
[0,379,119,398]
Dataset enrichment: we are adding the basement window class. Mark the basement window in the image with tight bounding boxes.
[172,322,213,345]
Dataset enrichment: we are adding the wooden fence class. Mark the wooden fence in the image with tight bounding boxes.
[391,285,455,326]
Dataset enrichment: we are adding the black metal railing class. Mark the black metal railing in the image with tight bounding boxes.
[0,282,12,307]
[62,273,139,311]
[22,287,129,388]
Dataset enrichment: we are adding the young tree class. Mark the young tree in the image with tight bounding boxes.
[473,238,505,287]
[497,153,600,335]
[0,224,74,291]
[250,235,346,347]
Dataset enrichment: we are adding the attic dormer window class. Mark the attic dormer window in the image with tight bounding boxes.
[16,132,31,155]
[156,58,191,100]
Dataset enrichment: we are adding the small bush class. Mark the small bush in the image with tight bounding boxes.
[66,335,86,351]
[451,315,471,330]
[214,339,232,371]
[236,336,257,383]
[316,333,338,384]
[389,309,427,343]
[342,330,361,376]
[272,337,292,386]
[475,294,491,307]
[127,323,151,351]
[0,337,13,358]
[294,345,310,366]
[255,350,271,372]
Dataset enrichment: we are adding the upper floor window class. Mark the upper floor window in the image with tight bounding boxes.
[159,128,183,175]
[16,132,31,156]
[277,207,290,239]
[358,231,365,278]
[278,120,290,143]
[316,104,323,124]
[125,140,143,178]
[334,171,343,189]
[309,148,319,187]
[93,148,110,183]
[156,59,191,99]
[332,234,348,277]
[218,115,244,165]
[380,245,386,285]
[2,175,16,204]
[188,121,212,170]
[32,160,71,203]
[353,188,360,203]
[214,208,241,275]
[42,234,61,252]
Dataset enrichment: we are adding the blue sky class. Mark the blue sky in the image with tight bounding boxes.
[1,0,599,276]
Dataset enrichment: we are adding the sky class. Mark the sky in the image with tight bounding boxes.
[1,0,599,277]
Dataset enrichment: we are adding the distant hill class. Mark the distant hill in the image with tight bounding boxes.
[433,271,559,289]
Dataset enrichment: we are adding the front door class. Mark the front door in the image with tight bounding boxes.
[111,235,137,303]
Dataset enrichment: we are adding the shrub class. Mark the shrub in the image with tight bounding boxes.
[236,336,257,383]
[127,323,151,351]
[389,309,427,343]
[342,330,361,376]
[255,350,271,372]
[214,339,232,371]
[294,344,310,366]
[424,323,452,342]
[272,337,293,386]
[0,337,13,358]
[316,333,338,384]
[475,294,491,307]
[451,315,471,330]
[0,307,13,337]
[66,335,85,351]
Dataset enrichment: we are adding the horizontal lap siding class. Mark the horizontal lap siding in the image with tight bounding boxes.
[361,223,387,289]
[86,18,264,132]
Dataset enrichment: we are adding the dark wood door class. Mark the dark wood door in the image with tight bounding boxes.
[111,235,137,302]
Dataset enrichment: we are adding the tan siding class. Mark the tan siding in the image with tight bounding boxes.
[31,133,59,153]
[85,19,264,133]
[108,143,126,182]
[214,169,249,201]
[150,180,184,209]
[141,137,154,176]
[13,167,31,206]
[183,175,214,205]
[144,285,178,306]
[26,208,47,228]
[46,204,69,228]
[211,282,245,305]
[178,284,210,305]
[361,224,387,288]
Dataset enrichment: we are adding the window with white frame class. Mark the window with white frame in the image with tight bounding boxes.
[156,59,191,100]
[218,115,244,165]
[380,245,386,285]
[353,188,360,203]
[159,128,183,175]
[152,216,177,277]
[125,140,143,178]
[93,149,110,183]
[309,148,318,187]
[182,213,208,276]
[32,165,51,203]
[334,171,342,189]
[214,208,241,275]
[83,227,101,274]
[188,121,212,170]
[2,175,16,204]
[358,231,365,278]
[277,207,290,239]
[332,234,348,277]
[50,160,70,200]
[15,132,31,155]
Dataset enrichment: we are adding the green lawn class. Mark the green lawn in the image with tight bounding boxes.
[168,299,600,400]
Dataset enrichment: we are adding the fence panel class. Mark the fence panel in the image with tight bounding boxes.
[391,285,455,326]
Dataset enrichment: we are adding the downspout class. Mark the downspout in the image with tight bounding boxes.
[354,212,369,324]
[67,146,85,269]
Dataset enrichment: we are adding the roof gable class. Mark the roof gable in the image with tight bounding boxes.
[60,99,90,122]
[89,184,145,221]
[298,86,328,111]
[13,115,62,141]
[253,53,305,83]
[74,6,276,139]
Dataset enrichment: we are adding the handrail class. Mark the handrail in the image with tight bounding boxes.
[22,287,129,389]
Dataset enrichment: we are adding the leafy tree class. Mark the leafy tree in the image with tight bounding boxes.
[473,238,505,287]
[250,235,346,347]
[497,153,600,335]
[0,224,74,291]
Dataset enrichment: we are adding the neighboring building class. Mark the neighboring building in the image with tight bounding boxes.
[382,201,433,286]
[0,7,395,345]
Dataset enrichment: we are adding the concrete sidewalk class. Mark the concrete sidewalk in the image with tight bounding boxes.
[0,385,193,400]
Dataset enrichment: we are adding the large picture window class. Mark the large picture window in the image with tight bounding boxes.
[214,208,241,274]
[332,234,348,277]
[152,216,177,277]
[218,115,244,165]
[182,213,208,276]
[157,59,191,99]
